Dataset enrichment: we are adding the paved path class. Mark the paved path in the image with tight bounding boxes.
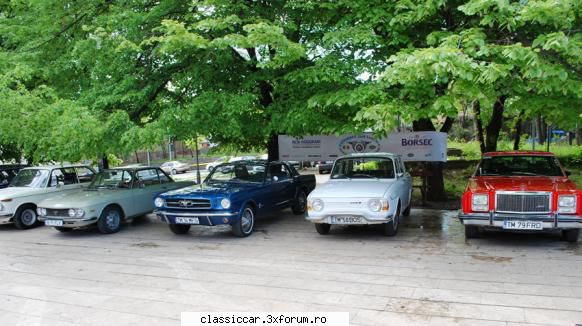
[1,210,581,326]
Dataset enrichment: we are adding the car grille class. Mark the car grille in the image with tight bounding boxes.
[46,209,70,217]
[495,192,551,213]
[165,198,211,209]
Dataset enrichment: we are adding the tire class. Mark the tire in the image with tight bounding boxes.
[562,229,579,242]
[169,224,191,235]
[232,205,255,237]
[315,223,331,235]
[97,206,123,234]
[172,169,177,175]
[464,225,480,239]
[384,204,400,236]
[402,202,411,217]
[54,227,72,233]
[292,190,307,215]
[13,205,39,230]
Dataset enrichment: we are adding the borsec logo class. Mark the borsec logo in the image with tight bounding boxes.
[338,135,381,154]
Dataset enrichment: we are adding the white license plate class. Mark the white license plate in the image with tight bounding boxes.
[175,217,200,224]
[45,220,63,227]
[503,220,543,230]
[330,216,362,224]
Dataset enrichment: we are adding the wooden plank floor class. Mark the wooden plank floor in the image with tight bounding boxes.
[0,209,581,326]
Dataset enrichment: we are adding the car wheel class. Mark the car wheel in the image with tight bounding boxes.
[402,201,411,217]
[292,190,307,215]
[97,206,123,234]
[464,225,480,239]
[232,205,254,237]
[172,169,177,175]
[315,223,331,235]
[384,204,400,236]
[562,229,579,242]
[169,224,191,235]
[14,205,39,230]
[54,227,72,233]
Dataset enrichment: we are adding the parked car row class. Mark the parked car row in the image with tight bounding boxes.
[1,151,580,242]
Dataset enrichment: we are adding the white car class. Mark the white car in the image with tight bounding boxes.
[160,161,190,175]
[229,155,256,162]
[0,165,96,229]
[306,153,412,236]
[206,157,228,171]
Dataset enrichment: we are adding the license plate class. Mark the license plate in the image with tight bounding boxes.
[503,220,543,230]
[330,216,362,224]
[175,217,200,224]
[45,220,63,227]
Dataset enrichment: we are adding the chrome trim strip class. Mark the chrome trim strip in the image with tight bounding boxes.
[154,210,237,217]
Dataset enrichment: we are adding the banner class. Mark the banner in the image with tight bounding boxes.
[279,132,447,162]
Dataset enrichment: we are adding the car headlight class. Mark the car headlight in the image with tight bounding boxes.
[154,197,165,208]
[68,208,84,218]
[472,194,489,212]
[368,199,388,212]
[37,208,47,216]
[220,198,231,209]
[558,195,576,214]
[309,199,324,212]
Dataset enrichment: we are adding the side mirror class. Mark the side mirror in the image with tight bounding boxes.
[397,172,404,178]
[272,176,279,182]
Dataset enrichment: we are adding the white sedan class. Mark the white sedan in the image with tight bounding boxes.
[305,153,412,236]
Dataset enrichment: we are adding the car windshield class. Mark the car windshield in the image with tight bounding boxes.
[476,155,564,177]
[207,163,266,183]
[9,169,50,188]
[331,157,395,179]
[88,170,134,189]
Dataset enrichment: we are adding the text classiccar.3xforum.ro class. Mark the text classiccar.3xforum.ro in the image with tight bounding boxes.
[199,314,327,324]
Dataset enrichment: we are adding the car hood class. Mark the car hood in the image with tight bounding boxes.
[310,180,395,198]
[38,189,127,209]
[468,176,578,193]
[161,182,258,198]
[0,187,45,200]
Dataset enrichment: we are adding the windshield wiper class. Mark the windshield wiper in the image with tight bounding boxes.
[510,171,539,176]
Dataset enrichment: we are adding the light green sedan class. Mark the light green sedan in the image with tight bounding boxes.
[37,167,194,234]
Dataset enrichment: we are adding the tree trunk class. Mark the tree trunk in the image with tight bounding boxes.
[472,101,486,153]
[267,133,279,162]
[100,155,109,170]
[536,116,546,145]
[513,111,524,151]
[484,96,506,152]
[412,118,446,201]
[134,151,140,164]
[577,127,582,145]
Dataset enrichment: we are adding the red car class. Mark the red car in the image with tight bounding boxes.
[459,151,581,242]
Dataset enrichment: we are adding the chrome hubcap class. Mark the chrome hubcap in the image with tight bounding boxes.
[21,209,37,226]
[241,209,254,234]
[105,211,120,230]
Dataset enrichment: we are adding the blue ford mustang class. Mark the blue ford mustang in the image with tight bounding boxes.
[154,160,316,237]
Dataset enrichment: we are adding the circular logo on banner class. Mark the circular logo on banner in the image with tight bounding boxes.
[338,135,381,154]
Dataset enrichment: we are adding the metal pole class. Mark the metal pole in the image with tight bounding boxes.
[168,136,172,160]
[195,136,201,184]
[147,151,151,166]
[546,124,551,152]
[531,119,535,151]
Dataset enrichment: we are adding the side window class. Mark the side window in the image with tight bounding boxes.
[136,169,161,187]
[61,168,78,185]
[76,167,95,183]
[49,169,64,187]
[267,164,291,182]
[157,169,172,184]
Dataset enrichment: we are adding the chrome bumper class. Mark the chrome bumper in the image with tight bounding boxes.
[38,216,99,228]
[305,214,393,225]
[154,210,238,226]
[458,212,582,229]
[0,213,13,225]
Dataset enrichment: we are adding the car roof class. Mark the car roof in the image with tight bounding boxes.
[483,151,555,157]
[22,164,91,170]
[337,152,400,160]
[109,166,160,171]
